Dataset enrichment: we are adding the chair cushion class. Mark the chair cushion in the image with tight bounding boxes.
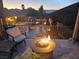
[7,27,21,37]
[14,35,26,42]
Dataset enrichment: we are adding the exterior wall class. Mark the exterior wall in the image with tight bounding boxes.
[0,0,6,32]
[0,0,4,32]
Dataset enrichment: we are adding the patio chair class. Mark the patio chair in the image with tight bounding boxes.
[6,26,26,48]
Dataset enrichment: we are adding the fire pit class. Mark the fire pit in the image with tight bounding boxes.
[31,35,56,59]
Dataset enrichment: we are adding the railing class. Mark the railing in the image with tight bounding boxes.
[15,24,72,39]
[56,25,73,39]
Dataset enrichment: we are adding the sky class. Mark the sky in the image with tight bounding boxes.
[3,0,79,10]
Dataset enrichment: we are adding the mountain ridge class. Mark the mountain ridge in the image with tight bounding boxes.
[49,2,79,29]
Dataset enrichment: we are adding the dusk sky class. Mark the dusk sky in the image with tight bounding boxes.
[3,0,79,10]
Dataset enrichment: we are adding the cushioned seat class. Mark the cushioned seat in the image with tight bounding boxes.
[6,26,26,48]
[15,35,26,42]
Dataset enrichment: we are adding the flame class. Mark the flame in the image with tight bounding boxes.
[39,35,50,45]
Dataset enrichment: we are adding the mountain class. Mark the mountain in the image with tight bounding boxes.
[3,8,22,16]
[49,2,79,29]
[3,8,38,16]
[3,8,56,17]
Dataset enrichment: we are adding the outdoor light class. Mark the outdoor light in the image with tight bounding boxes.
[47,28,51,32]
[14,16,17,19]
[31,35,56,59]
[6,17,16,26]
[36,22,39,24]
[7,18,13,22]
[44,22,46,25]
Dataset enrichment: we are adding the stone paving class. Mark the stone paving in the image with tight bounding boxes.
[14,39,79,59]
[58,45,79,59]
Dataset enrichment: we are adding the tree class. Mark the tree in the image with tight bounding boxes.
[38,5,44,18]
[26,7,37,16]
